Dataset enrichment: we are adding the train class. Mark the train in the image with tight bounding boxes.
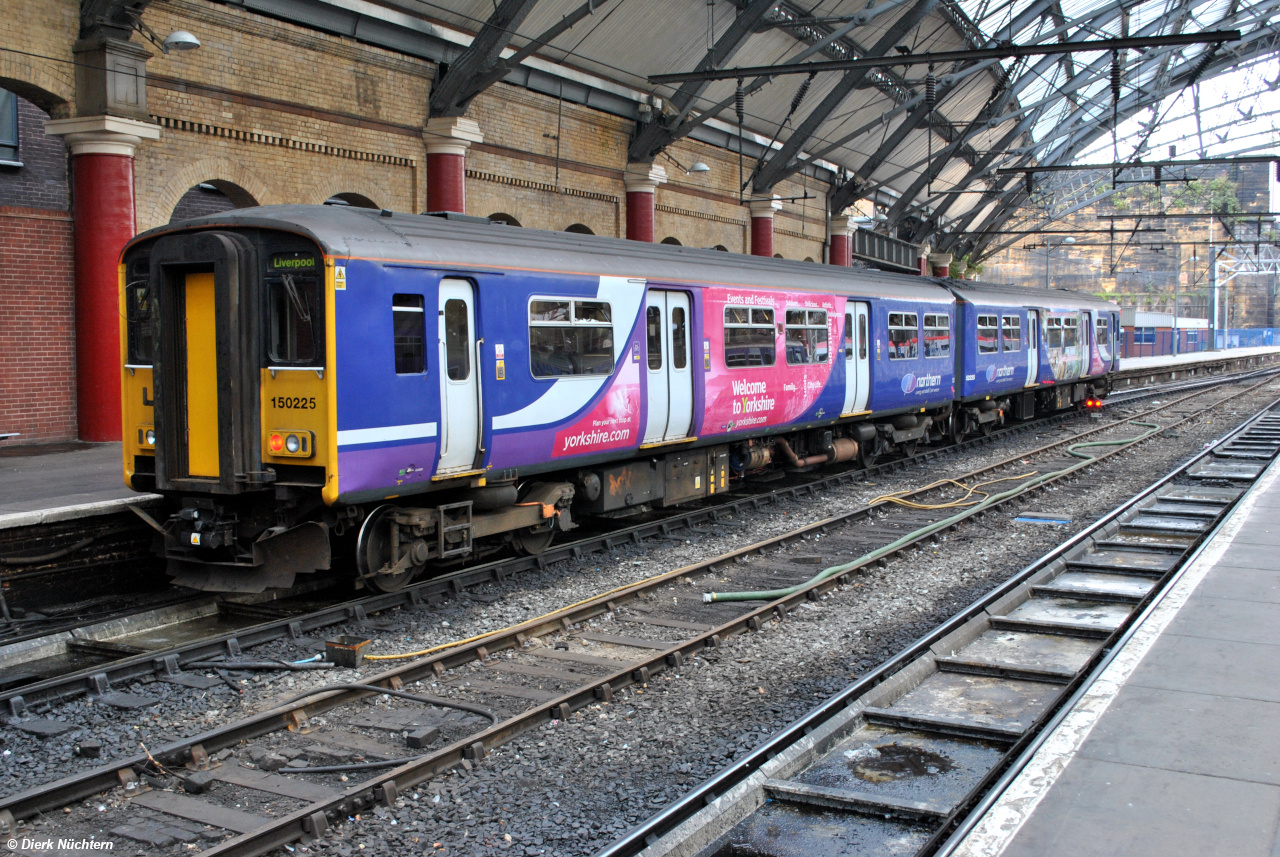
[118,205,1119,593]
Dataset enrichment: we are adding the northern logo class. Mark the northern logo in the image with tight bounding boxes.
[985,364,997,382]
[901,372,942,394]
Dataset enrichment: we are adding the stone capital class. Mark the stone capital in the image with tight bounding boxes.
[424,117,484,156]
[917,242,932,259]
[623,162,667,194]
[748,195,783,218]
[45,115,161,157]
[928,252,953,267]
[827,216,854,237]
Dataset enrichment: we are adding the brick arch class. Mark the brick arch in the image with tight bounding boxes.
[0,63,74,119]
[309,175,396,212]
[145,158,276,232]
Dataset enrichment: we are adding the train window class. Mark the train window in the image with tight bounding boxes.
[267,274,318,364]
[858,314,868,359]
[724,305,776,368]
[392,294,425,374]
[1002,315,1021,352]
[1063,316,1079,348]
[887,312,918,360]
[646,306,662,370]
[785,309,828,365]
[923,313,950,358]
[671,306,688,369]
[1046,316,1063,349]
[977,314,999,354]
[444,299,470,381]
[125,274,154,366]
[529,297,615,378]
[530,299,571,322]
[844,313,854,359]
[1095,316,1111,347]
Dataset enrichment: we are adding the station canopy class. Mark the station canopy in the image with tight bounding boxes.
[404,0,1280,257]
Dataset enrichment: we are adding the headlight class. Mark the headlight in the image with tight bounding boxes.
[285,434,301,453]
[145,429,156,445]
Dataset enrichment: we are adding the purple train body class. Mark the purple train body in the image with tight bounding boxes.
[119,206,1118,592]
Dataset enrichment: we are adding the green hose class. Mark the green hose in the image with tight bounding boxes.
[703,421,1161,603]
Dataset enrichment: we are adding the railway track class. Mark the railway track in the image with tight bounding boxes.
[609,396,1280,857]
[2,364,1272,706]
[0,359,1266,648]
[0,373,1273,855]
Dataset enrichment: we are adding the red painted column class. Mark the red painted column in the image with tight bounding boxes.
[623,163,667,241]
[930,252,953,278]
[424,117,483,214]
[749,196,782,257]
[918,243,931,276]
[828,216,852,266]
[46,116,160,442]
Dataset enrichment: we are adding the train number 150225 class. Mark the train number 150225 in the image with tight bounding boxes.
[271,396,317,410]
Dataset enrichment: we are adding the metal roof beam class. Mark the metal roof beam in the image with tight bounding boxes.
[750,0,942,194]
[430,0,548,117]
[80,0,151,40]
[627,0,779,163]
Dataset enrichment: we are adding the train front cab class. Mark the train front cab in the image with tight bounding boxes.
[121,226,335,591]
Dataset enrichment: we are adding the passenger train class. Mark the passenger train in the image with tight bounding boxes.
[119,206,1118,593]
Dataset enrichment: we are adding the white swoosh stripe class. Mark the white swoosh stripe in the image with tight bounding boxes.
[492,276,644,431]
[338,422,438,446]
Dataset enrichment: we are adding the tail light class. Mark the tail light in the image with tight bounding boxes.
[268,430,315,458]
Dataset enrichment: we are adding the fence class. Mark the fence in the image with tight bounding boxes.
[1119,327,1280,358]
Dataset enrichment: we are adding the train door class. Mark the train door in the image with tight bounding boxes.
[184,272,220,477]
[1025,310,1039,386]
[842,302,871,415]
[1082,310,1095,374]
[643,290,693,444]
[437,278,480,473]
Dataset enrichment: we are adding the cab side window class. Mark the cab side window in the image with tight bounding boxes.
[392,294,425,374]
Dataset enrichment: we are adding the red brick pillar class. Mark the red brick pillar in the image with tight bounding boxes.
[828,216,852,266]
[749,196,782,257]
[424,117,483,214]
[46,116,160,442]
[929,252,953,278]
[623,163,667,242]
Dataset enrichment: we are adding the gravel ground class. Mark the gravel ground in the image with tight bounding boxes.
[1,380,1275,855]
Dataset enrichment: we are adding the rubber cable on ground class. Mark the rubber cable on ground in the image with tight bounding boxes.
[703,421,1161,603]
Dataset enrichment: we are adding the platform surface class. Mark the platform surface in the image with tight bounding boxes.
[0,442,157,528]
[953,457,1280,857]
[1117,344,1280,372]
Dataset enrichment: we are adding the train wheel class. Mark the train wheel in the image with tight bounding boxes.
[950,414,966,445]
[512,525,556,555]
[356,504,420,592]
[858,439,877,469]
[900,440,919,457]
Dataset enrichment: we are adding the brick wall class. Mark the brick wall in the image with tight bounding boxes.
[0,95,68,211]
[0,205,76,443]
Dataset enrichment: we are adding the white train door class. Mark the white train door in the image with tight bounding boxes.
[438,278,479,473]
[643,290,693,444]
[843,302,870,415]
[1025,310,1040,386]
[1082,310,1094,374]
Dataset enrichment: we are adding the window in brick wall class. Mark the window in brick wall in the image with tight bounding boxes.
[0,89,17,163]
